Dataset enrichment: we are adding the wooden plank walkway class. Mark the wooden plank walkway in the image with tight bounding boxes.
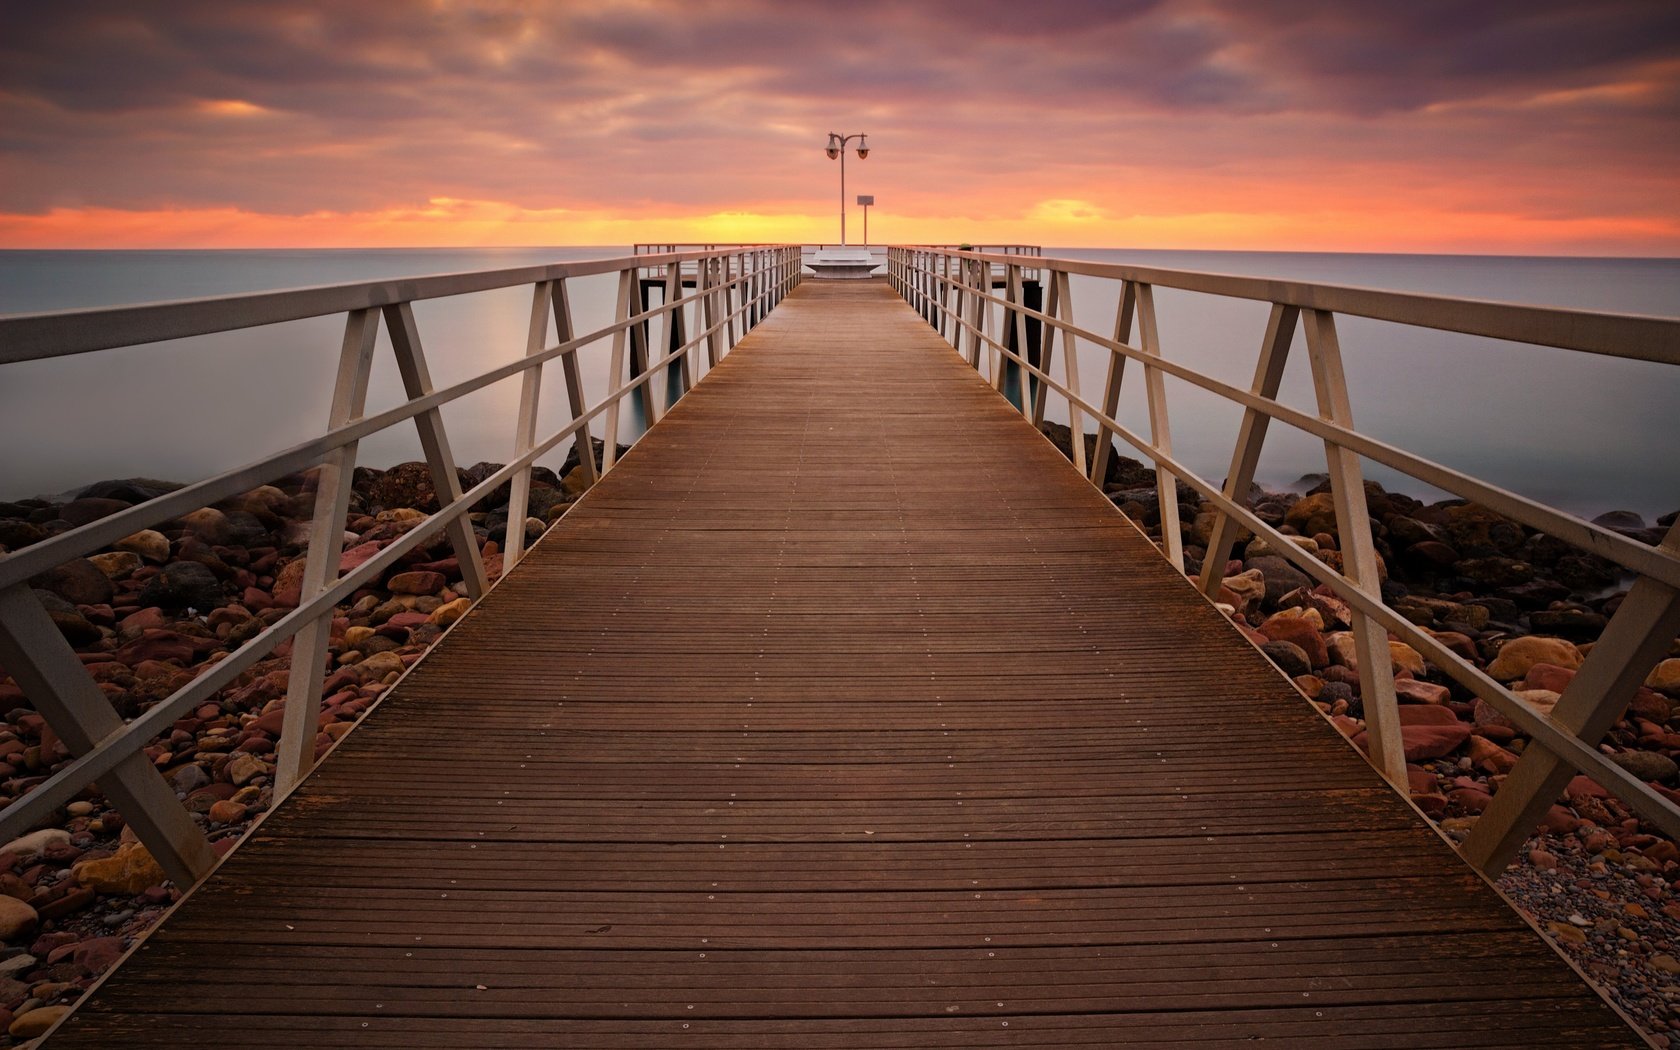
[48,279,1640,1048]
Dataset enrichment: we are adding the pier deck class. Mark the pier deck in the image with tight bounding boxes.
[47,280,1639,1047]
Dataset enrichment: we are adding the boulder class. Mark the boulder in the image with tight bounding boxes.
[1256,614,1328,668]
[58,496,131,526]
[87,550,142,579]
[31,557,114,607]
[138,561,224,611]
[0,897,38,940]
[387,570,445,596]
[113,529,171,563]
[1400,722,1471,761]
[1260,640,1312,678]
[1283,492,1339,537]
[1440,503,1526,554]
[1394,679,1450,705]
[1245,555,1313,605]
[72,842,166,894]
[1610,750,1678,783]
[1647,658,1680,695]
[1487,636,1583,681]
[369,462,441,513]
[175,507,234,546]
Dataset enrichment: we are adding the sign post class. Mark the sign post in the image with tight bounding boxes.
[857,195,874,246]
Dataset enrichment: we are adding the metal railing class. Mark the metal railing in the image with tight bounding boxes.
[0,245,803,887]
[888,245,1680,876]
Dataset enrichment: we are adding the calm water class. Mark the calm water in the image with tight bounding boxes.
[1,248,1676,519]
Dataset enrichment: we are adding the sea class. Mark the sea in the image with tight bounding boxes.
[1,247,1676,522]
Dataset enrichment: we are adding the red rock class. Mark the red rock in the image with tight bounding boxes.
[117,607,167,633]
[385,611,431,629]
[1394,678,1450,705]
[1540,805,1580,834]
[1256,615,1329,667]
[1448,787,1492,813]
[1529,849,1558,869]
[1412,793,1448,818]
[1522,663,1577,694]
[252,708,287,737]
[1400,722,1471,761]
[1406,769,1438,794]
[387,570,444,595]
[1398,705,1461,727]
[1330,714,1362,737]
[337,541,385,574]
[1566,775,1609,802]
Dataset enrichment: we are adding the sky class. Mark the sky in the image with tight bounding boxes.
[1,0,1678,253]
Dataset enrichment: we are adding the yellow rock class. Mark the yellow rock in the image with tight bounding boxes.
[1388,641,1426,677]
[73,842,166,894]
[0,895,38,940]
[1647,658,1680,694]
[88,550,141,579]
[343,626,377,647]
[376,507,428,524]
[8,1005,68,1038]
[1487,636,1583,681]
[428,597,473,627]
[357,651,406,679]
[113,528,170,564]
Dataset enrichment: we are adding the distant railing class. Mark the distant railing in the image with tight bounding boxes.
[0,245,803,887]
[887,245,1680,876]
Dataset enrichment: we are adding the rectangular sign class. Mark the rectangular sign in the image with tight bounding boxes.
[856,195,874,206]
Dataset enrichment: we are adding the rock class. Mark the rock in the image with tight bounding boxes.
[1466,734,1518,774]
[0,898,38,940]
[428,597,472,627]
[79,477,181,503]
[1487,636,1583,681]
[1397,704,1460,726]
[1592,509,1646,531]
[1393,679,1450,705]
[1255,614,1328,667]
[1405,540,1462,568]
[1283,492,1340,537]
[1610,750,1678,783]
[1527,607,1608,637]
[1441,503,1526,554]
[86,550,142,579]
[224,754,269,787]
[31,557,114,607]
[1513,688,1560,717]
[170,763,210,793]
[1523,663,1577,694]
[1647,658,1680,695]
[1400,722,1471,761]
[138,561,224,611]
[0,518,47,549]
[72,842,166,894]
[387,570,445,596]
[0,954,35,978]
[113,529,171,563]
[1388,641,1426,676]
[1220,569,1265,613]
[1453,556,1534,587]
[1545,920,1587,946]
[58,497,131,526]
[175,507,233,545]
[2,829,69,858]
[8,1005,68,1039]
[369,462,441,513]
[1260,640,1312,678]
[1651,954,1680,976]
[207,800,248,824]
[71,936,123,974]
[355,651,406,680]
[1245,555,1312,605]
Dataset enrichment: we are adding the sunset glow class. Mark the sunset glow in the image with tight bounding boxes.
[3,1,1677,253]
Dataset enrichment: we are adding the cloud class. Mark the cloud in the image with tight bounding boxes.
[0,0,1675,251]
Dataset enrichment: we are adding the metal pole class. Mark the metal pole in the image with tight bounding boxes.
[863,203,869,246]
[839,149,847,246]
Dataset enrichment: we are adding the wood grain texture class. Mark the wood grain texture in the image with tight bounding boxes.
[47,279,1640,1048]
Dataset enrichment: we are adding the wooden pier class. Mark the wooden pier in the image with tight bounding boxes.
[40,280,1642,1047]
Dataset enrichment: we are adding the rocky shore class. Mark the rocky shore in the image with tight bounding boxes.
[0,444,608,1043]
[0,426,1676,1043]
[1040,422,1680,1043]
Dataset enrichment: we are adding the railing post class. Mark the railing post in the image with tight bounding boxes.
[1302,308,1405,786]
[552,278,599,491]
[1198,303,1300,597]
[1461,520,1680,874]
[602,267,636,473]
[1135,284,1183,570]
[275,308,381,796]
[0,587,216,886]
[702,257,724,369]
[1043,269,1089,477]
[504,283,552,571]
[1002,264,1030,413]
[383,302,491,599]
[1090,279,1137,488]
[665,260,692,404]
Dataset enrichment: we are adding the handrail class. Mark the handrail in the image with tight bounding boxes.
[887,245,1680,878]
[0,244,804,886]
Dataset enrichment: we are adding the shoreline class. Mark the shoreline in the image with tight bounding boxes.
[0,441,1675,1042]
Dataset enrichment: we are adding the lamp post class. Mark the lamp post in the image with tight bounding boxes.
[857,195,874,246]
[824,132,869,246]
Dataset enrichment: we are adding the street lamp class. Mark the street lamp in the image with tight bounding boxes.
[825,132,869,246]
